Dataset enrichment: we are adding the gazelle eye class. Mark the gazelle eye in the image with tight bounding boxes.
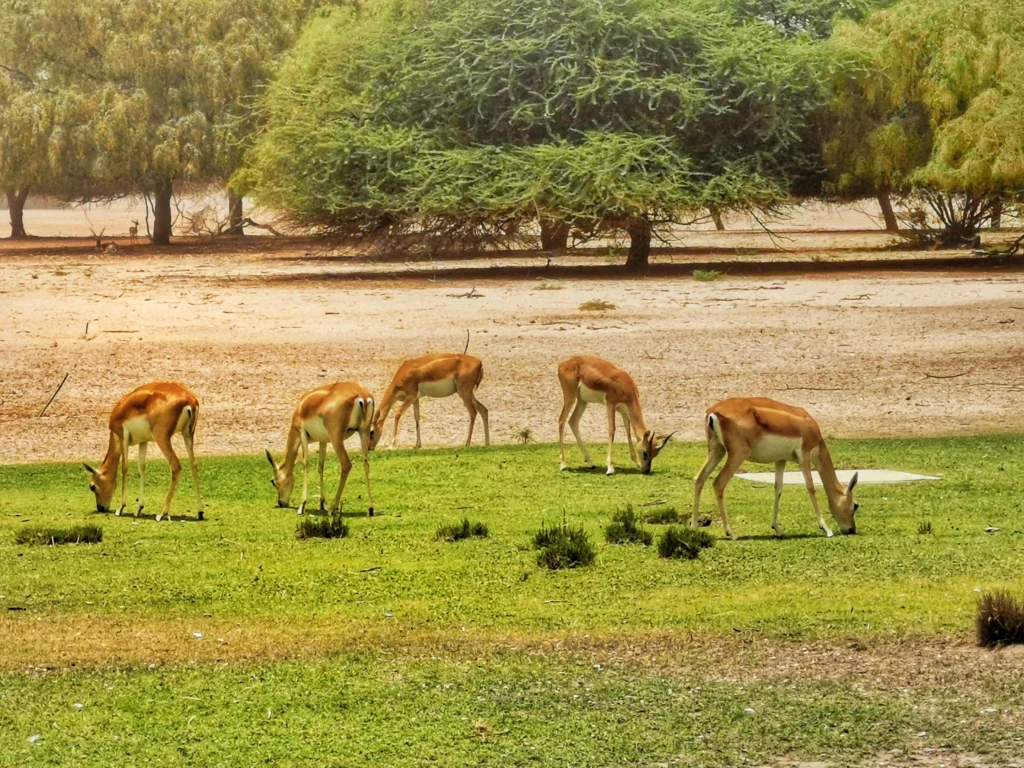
[89,483,96,492]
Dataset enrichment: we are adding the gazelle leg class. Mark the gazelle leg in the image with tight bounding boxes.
[772,460,786,537]
[182,432,204,520]
[360,430,374,516]
[461,394,477,447]
[605,404,617,475]
[413,400,422,449]
[567,400,594,468]
[691,441,726,528]
[474,395,489,446]
[391,398,415,449]
[557,394,575,471]
[152,432,182,522]
[712,447,750,541]
[622,412,638,466]
[317,441,327,513]
[135,442,147,516]
[800,455,833,537]
[117,431,129,516]
[297,434,310,516]
[329,436,353,514]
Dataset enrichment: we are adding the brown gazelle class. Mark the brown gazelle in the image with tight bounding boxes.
[84,381,205,521]
[370,354,489,449]
[692,398,859,540]
[266,382,376,516]
[557,356,672,475]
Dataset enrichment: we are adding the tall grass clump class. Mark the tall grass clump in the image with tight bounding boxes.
[533,521,596,570]
[693,269,722,282]
[436,518,489,542]
[644,506,680,524]
[14,524,103,546]
[977,590,1024,647]
[605,504,653,545]
[295,514,349,540]
[658,526,715,560]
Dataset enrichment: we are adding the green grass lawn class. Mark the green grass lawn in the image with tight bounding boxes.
[1,436,1023,766]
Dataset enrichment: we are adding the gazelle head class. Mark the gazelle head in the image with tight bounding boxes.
[639,431,674,474]
[367,415,384,450]
[265,449,295,507]
[828,472,859,534]
[83,463,116,513]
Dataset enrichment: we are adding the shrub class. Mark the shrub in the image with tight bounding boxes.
[578,299,616,312]
[437,518,489,542]
[295,514,349,540]
[977,590,1024,647]
[14,524,103,546]
[658,526,715,560]
[693,269,722,282]
[605,504,653,545]
[533,522,596,570]
[644,506,680,525]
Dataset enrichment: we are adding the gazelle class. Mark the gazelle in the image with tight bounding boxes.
[128,220,139,244]
[692,397,859,540]
[265,382,376,516]
[84,381,205,521]
[557,356,672,475]
[370,354,489,450]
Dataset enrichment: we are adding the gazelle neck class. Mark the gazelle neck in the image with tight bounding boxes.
[98,431,122,475]
[815,442,846,507]
[625,398,648,437]
[280,426,303,475]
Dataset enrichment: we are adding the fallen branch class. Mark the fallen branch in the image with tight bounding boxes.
[358,566,382,573]
[924,370,973,380]
[782,385,847,392]
[639,499,667,507]
[39,373,69,417]
[447,287,482,299]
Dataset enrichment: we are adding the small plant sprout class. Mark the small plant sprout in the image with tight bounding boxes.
[511,427,533,445]
[918,519,932,535]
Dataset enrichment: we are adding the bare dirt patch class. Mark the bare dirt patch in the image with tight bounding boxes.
[1,234,1022,464]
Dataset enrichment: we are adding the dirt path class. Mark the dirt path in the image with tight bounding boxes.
[1,241,1022,463]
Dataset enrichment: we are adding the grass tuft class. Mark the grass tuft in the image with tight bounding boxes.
[605,504,653,545]
[533,521,596,570]
[511,427,533,445]
[578,299,617,312]
[693,269,722,282]
[295,515,349,540]
[657,525,715,560]
[644,506,680,524]
[533,281,563,291]
[436,518,489,542]
[14,524,102,546]
[918,520,932,535]
[977,590,1024,647]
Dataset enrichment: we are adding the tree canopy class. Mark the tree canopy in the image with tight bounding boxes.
[824,0,1024,240]
[241,0,831,266]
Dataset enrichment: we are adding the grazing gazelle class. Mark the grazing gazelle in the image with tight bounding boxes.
[84,381,205,521]
[692,397,859,539]
[266,382,376,516]
[557,356,672,475]
[370,354,489,449]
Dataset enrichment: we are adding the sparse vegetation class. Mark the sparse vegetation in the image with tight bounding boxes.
[693,269,722,282]
[658,525,715,560]
[436,518,489,542]
[295,514,348,540]
[977,590,1024,647]
[533,520,596,570]
[13,524,102,546]
[578,299,617,312]
[605,504,653,545]
[511,427,534,445]
[918,519,932,535]
[533,281,563,291]
[644,506,680,524]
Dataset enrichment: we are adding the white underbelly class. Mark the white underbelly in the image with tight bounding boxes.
[418,379,457,398]
[302,416,330,443]
[578,383,606,404]
[747,434,803,464]
[123,417,154,445]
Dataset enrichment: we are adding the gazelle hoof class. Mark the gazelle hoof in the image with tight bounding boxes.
[297,502,306,516]
[115,506,124,517]
[318,501,326,514]
[135,505,143,517]
[772,527,785,538]
[197,510,204,521]
[824,529,834,538]
[368,507,374,517]
[155,513,164,522]
[605,467,615,476]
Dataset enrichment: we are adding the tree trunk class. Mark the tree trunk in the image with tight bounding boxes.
[991,198,1003,230]
[6,187,29,238]
[539,218,569,250]
[877,186,899,232]
[152,180,173,245]
[625,219,652,270]
[226,188,244,236]
[709,206,725,231]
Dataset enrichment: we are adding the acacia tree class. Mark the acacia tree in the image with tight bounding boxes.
[825,0,1024,242]
[0,0,340,244]
[241,0,828,267]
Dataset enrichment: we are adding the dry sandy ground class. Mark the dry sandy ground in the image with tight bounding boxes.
[1,229,1022,464]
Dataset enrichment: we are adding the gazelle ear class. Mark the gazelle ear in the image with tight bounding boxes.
[264,449,276,471]
[847,472,859,494]
[83,463,98,475]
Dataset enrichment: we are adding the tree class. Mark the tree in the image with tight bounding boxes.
[825,0,1024,243]
[0,0,342,244]
[240,0,829,267]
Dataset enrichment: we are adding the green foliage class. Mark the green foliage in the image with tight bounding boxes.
[693,269,722,282]
[658,525,715,559]
[295,514,349,540]
[605,504,653,545]
[13,524,102,546]
[977,590,1024,647]
[723,0,893,39]
[578,299,617,312]
[436,518,489,542]
[644,506,681,524]
[918,519,932,535]
[533,521,596,570]
[243,0,830,254]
